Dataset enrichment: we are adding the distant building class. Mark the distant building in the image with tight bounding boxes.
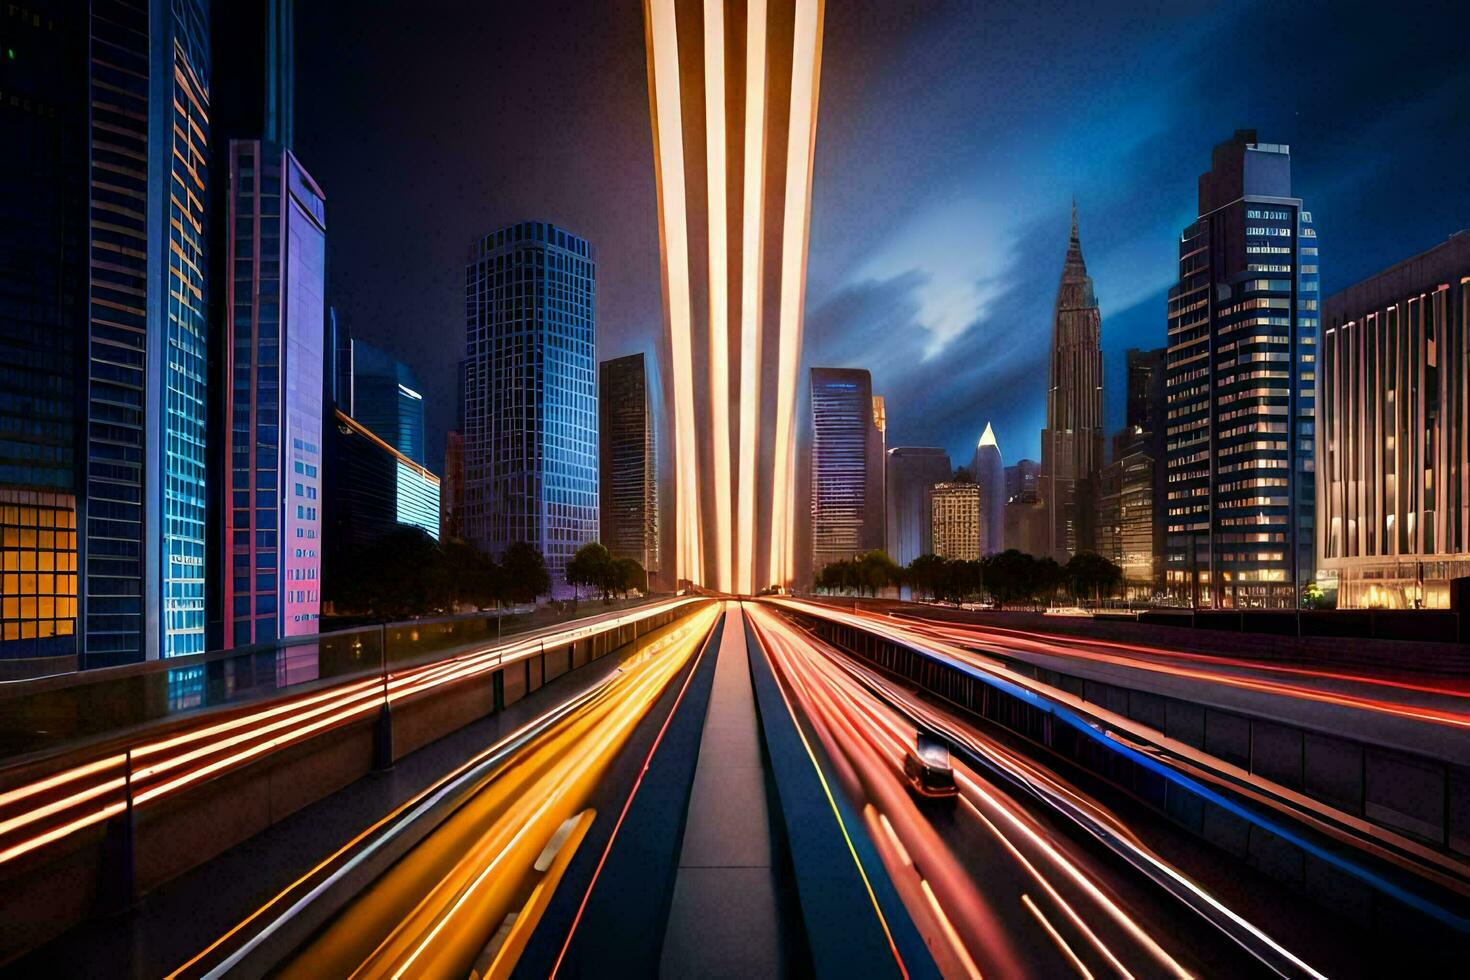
[325,410,440,556]
[886,448,952,565]
[333,337,427,465]
[810,368,885,573]
[1100,348,1167,595]
[1319,231,1470,608]
[1165,131,1318,608]
[1005,459,1039,503]
[463,221,598,597]
[599,354,659,575]
[971,423,1005,555]
[1039,203,1105,563]
[222,142,327,646]
[1005,493,1048,559]
[441,430,465,542]
[929,483,983,561]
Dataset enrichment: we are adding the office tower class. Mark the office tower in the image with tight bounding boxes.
[1004,459,1039,503]
[1039,202,1105,563]
[643,0,826,593]
[332,335,426,465]
[1123,347,1167,442]
[971,423,1005,555]
[1165,131,1319,608]
[325,410,441,557]
[886,448,952,565]
[463,221,597,597]
[1319,232,1470,608]
[599,354,660,575]
[929,483,983,561]
[441,430,464,542]
[222,143,326,646]
[810,368,884,574]
[1100,347,1168,595]
[0,2,85,661]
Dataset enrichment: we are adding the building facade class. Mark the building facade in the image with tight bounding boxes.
[643,0,826,592]
[810,368,885,574]
[325,410,440,555]
[599,354,659,575]
[971,423,1005,555]
[1100,348,1167,595]
[1165,131,1319,608]
[1318,232,1470,608]
[1039,203,1105,563]
[222,142,325,646]
[333,336,426,465]
[886,448,952,566]
[463,221,598,596]
[929,482,983,561]
[1005,459,1039,503]
[440,429,464,542]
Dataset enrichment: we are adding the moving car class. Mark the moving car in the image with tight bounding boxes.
[903,733,958,798]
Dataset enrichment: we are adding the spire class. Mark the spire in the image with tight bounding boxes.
[977,421,998,450]
[1070,196,1078,245]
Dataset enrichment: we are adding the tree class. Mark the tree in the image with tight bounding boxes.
[856,550,902,596]
[329,526,450,620]
[1064,551,1123,603]
[905,553,947,600]
[502,541,551,604]
[612,557,647,596]
[567,542,617,601]
[981,549,1040,608]
[443,539,503,610]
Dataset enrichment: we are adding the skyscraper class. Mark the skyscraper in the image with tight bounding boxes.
[1165,131,1319,608]
[324,410,441,555]
[971,423,1005,555]
[222,143,326,646]
[599,354,659,576]
[1318,231,1470,608]
[1040,202,1105,563]
[886,448,952,565]
[929,483,983,561]
[440,430,465,543]
[463,221,598,597]
[642,0,826,593]
[810,368,884,575]
[331,335,427,465]
[1004,459,1039,503]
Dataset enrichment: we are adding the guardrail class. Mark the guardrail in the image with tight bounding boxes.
[0,596,706,964]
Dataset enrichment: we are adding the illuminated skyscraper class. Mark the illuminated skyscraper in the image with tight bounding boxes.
[971,423,1005,555]
[886,448,952,565]
[1165,131,1318,608]
[1039,202,1104,563]
[332,335,426,465]
[599,354,660,575]
[929,482,983,561]
[810,368,884,574]
[643,0,826,592]
[463,221,598,597]
[222,143,326,646]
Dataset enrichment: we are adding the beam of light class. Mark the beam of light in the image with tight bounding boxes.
[736,0,768,596]
[703,0,733,593]
[1021,893,1094,980]
[768,0,825,588]
[644,0,703,584]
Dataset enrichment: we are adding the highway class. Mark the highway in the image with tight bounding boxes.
[747,602,1326,979]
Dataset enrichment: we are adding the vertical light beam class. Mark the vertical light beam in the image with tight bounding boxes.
[703,0,733,593]
[736,0,768,595]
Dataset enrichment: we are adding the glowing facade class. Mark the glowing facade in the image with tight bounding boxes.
[642,0,826,593]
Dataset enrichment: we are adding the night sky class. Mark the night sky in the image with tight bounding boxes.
[296,0,1470,473]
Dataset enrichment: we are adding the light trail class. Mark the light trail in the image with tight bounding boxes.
[702,0,732,594]
[736,0,768,596]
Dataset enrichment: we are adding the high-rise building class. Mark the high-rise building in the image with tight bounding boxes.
[1004,459,1039,503]
[885,448,952,565]
[222,142,326,646]
[810,368,884,574]
[440,430,465,542]
[599,354,659,576]
[324,410,440,556]
[1101,348,1167,595]
[1165,131,1319,608]
[929,483,983,561]
[971,423,1005,555]
[642,0,826,593]
[463,221,597,597]
[1040,203,1105,563]
[1318,231,1470,608]
[0,2,85,662]
[331,335,426,465]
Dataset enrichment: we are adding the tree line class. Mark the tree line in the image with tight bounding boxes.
[325,528,646,621]
[814,548,1122,608]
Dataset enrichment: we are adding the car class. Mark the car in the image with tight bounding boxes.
[903,733,958,798]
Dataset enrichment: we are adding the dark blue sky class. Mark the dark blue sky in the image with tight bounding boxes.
[299,0,1470,471]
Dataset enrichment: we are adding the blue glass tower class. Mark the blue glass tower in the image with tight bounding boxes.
[333,336,427,465]
[463,221,598,596]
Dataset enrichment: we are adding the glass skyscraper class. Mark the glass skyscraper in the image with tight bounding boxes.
[331,335,426,465]
[598,353,659,575]
[324,410,440,560]
[809,367,885,575]
[223,142,325,646]
[1165,131,1318,608]
[463,221,598,597]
